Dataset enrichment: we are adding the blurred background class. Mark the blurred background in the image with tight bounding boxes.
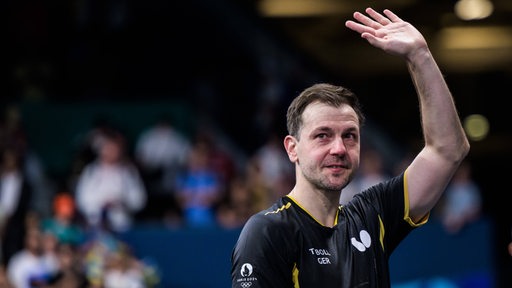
[3,0,512,287]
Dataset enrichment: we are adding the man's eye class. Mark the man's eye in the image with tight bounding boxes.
[343,133,354,139]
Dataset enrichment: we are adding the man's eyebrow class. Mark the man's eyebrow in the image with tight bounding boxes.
[313,126,333,133]
[345,126,359,132]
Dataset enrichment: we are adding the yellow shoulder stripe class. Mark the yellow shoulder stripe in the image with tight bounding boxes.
[264,202,292,215]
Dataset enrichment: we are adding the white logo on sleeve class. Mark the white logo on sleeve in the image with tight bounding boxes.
[237,263,257,287]
[241,263,253,277]
[351,230,371,252]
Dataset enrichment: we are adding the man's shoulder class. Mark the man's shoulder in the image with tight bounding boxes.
[243,197,298,232]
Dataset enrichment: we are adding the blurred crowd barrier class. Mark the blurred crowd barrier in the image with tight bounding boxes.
[118,216,494,288]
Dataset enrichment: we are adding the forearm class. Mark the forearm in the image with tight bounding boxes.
[404,48,470,220]
[407,48,470,163]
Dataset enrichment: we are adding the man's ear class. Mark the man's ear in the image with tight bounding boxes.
[284,135,298,162]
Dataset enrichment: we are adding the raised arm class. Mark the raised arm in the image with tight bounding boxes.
[346,8,470,221]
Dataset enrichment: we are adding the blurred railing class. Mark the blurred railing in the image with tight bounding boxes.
[118,217,494,288]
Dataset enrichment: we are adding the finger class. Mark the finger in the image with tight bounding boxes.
[383,9,403,23]
[365,7,391,25]
[351,11,381,29]
[345,20,375,35]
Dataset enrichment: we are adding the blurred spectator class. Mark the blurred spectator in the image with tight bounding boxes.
[102,245,145,288]
[216,141,295,228]
[340,148,390,204]
[6,227,53,288]
[76,116,117,167]
[39,231,60,281]
[46,243,89,288]
[0,145,34,267]
[80,226,123,287]
[68,116,118,191]
[216,175,256,229]
[134,115,191,221]
[243,157,277,213]
[40,193,85,247]
[193,127,237,191]
[2,105,54,219]
[74,130,147,233]
[174,138,224,228]
[436,160,482,234]
[135,114,191,194]
[80,226,159,288]
[250,132,294,201]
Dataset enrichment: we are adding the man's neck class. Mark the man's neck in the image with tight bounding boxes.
[288,186,340,227]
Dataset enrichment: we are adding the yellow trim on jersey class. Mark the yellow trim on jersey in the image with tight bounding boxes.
[264,202,292,215]
[292,263,299,288]
[286,196,340,226]
[403,168,429,227]
[378,215,385,251]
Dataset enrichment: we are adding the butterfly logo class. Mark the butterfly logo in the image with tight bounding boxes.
[351,230,371,252]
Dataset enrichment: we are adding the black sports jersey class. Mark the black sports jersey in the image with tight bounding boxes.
[231,172,426,288]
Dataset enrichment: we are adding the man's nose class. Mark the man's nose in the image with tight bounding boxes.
[330,138,347,155]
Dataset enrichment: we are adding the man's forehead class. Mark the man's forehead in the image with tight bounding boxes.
[302,102,358,124]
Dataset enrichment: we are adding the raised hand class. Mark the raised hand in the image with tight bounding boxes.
[345,7,428,61]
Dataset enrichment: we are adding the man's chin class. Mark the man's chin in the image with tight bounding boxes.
[328,175,350,187]
[323,181,347,192]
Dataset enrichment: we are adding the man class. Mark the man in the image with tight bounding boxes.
[231,7,470,288]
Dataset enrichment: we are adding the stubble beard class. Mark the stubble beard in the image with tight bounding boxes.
[303,166,354,193]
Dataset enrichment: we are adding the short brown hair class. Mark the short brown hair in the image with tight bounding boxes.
[286,83,365,138]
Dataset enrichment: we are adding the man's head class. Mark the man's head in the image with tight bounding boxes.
[284,83,365,192]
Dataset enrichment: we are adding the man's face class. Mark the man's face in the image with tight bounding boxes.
[287,102,361,192]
